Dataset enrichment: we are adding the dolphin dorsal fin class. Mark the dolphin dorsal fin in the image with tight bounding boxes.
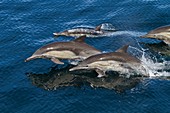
[116,45,129,53]
[95,25,102,31]
[73,35,86,42]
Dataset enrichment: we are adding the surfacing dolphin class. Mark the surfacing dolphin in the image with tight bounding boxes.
[70,45,148,77]
[25,36,101,65]
[53,23,117,38]
[141,25,170,45]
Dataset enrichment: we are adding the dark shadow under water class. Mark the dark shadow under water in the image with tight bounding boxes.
[27,65,144,93]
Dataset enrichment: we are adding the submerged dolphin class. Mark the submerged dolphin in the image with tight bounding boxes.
[141,25,170,45]
[25,36,101,65]
[70,45,148,77]
[53,23,117,38]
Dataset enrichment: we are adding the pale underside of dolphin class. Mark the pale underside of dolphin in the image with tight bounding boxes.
[25,36,101,65]
[70,45,148,77]
[53,23,117,38]
[141,25,170,45]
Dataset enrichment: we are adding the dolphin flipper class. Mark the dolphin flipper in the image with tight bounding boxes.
[51,58,64,64]
[73,35,86,42]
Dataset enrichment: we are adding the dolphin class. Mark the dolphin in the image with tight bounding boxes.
[53,23,117,38]
[25,36,101,65]
[141,25,170,45]
[142,42,170,56]
[70,45,148,77]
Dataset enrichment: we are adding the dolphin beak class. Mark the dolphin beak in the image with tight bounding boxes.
[140,34,148,38]
[53,32,63,37]
[25,55,39,62]
[140,34,154,38]
[69,66,88,71]
[53,33,59,36]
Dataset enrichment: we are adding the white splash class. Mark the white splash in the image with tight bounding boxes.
[140,52,170,78]
[129,45,170,78]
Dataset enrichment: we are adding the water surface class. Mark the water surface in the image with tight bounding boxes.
[1,0,170,113]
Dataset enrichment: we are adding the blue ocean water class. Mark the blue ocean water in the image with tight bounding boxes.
[0,0,170,113]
